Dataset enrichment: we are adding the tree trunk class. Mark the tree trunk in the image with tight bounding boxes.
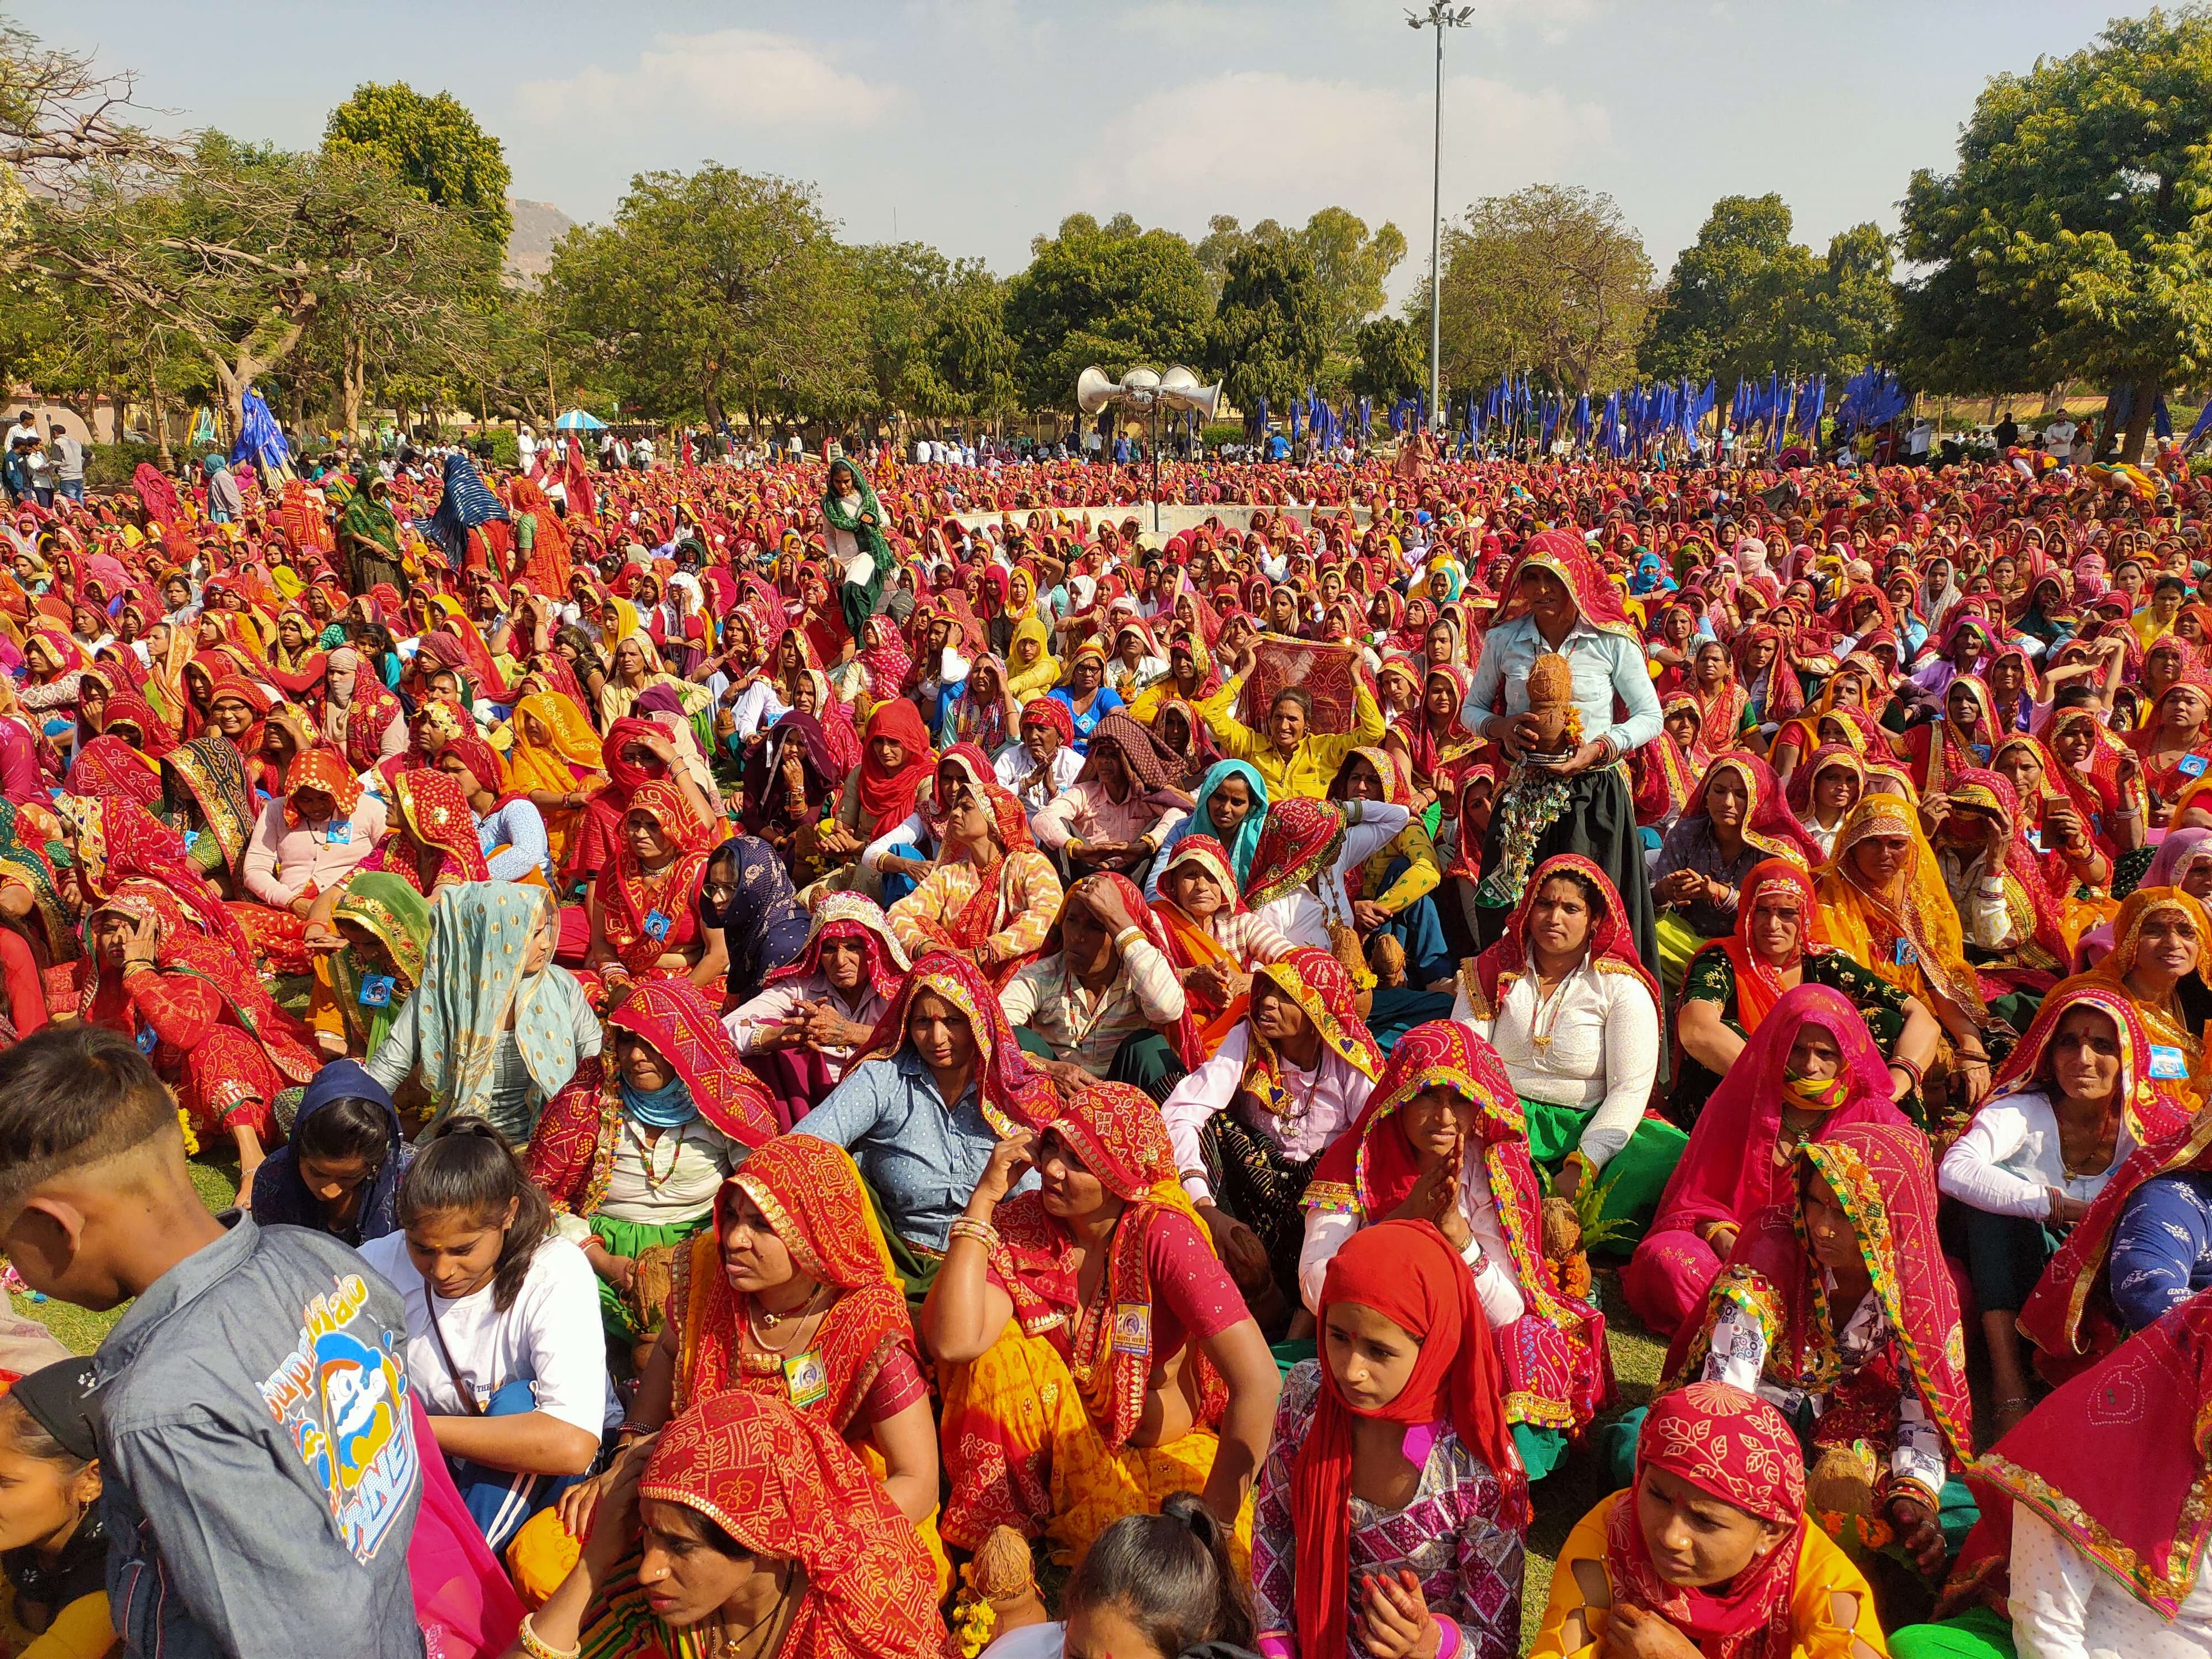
[342,330,365,440]
[149,377,173,468]
[2122,377,2160,464]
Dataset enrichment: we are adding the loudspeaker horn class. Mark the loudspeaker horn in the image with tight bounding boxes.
[1077,366,1120,415]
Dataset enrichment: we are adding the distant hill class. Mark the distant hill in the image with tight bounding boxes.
[505,198,577,285]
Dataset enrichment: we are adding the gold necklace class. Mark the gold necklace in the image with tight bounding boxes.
[748,1282,828,1354]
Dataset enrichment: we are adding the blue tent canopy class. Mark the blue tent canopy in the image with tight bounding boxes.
[554,410,608,431]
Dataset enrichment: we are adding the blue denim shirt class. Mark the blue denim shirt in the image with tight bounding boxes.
[797,1049,1038,1251]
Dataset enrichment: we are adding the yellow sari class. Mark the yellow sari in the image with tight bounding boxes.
[1813,793,1988,1022]
[2078,886,2212,1095]
[1005,615,1061,706]
[502,691,608,867]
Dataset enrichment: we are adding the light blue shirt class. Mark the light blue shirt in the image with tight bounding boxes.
[1461,612,1664,756]
[476,798,550,882]
[797,1050,1036,1251]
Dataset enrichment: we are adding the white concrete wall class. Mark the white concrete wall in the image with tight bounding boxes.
[945,502,1371,536]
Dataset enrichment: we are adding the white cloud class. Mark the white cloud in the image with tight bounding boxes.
[1075,69,1613,275]
[513,29,904,131]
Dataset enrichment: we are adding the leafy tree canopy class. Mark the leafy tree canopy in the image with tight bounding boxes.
[324,81,511,255]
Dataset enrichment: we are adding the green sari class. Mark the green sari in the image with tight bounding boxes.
[327,872,431,1054]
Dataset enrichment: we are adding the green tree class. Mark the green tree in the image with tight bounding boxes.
[1897,8,2212,459]
[1426,184,1652,395]
[31,132,484,435]
[547,165,861,427]
[845,240,957,426]
[930,268,1020,423]
[1350,315,1424,403]
[1298,206,1406,360]
[1004,214,1213,406]
[1206,235,1329,414]
[1638,194,1817,384]
[323,81,512,255]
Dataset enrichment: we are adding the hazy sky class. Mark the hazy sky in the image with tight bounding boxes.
[43,1,2120,295]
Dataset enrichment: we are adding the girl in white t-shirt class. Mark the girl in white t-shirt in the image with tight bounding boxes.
[359,1123,616,1551]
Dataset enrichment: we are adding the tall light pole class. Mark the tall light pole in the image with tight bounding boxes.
[1408,3,1472,434]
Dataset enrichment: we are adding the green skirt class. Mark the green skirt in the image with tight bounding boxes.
[588,1214,707,1342]
[1887,1607,2016,1659]
[1521,1095,1687,1251]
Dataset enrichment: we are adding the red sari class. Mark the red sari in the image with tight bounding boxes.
[592,778,714,980]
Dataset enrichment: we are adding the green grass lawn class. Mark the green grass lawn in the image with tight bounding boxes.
[1518,1267,1667,1651]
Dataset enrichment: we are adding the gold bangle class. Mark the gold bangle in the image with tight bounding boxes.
[518,1613,581,1659]
[948,1217,999,1250]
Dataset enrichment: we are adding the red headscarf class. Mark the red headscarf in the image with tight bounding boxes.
[844,949,1059,1137]
[764,893,910,1003]
[1647,982,1908,1248]
[63,736,161,808]
[57,793,252,961]
[1706,1120,1974,1465]
[637,1392,950,1659]
[1606,1382,1806,1659]
[1680,752,1823,869]
[1492,528,1640,641]
[1293,1221,1525,1659]
[855,698,937,830]
[1467,852,1660,1016]
[1980,1292,2212,1617]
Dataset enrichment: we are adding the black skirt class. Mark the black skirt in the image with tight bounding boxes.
[1474,762,1658,983]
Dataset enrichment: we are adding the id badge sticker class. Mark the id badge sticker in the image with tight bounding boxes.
[1971,743,1993,765]
[783,1349,828,1410]
[134,1027,157,1055]
[2025,823,2044,851]
[643,908,673,942]
[357,973,395,1009]
[1892,936,1917,968]
[327,820,353,846]
[2150,1043,2190,1080]
[2181,753,2210,780]
[181,828,200,851]
[1112,1302,1153,1361]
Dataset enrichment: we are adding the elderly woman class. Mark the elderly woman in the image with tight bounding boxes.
[365,882,600,1144]
[725,891,903,1116]
[1300,1021,1613,1479]
[1530,1382,1887,1659]
[1001,872,1196,1099]
[527,979,777,1353]
[1031,710,1191,880]
[927,1081,1279,1566]
[1452,855,1678,1243]
[1458,537,1666,971]
[1627,983,1915,1340]
[587,779,729,1001]
[1672,858,1938,1126]
[1160,946,1383,1316]
[1816,793,2010,1116]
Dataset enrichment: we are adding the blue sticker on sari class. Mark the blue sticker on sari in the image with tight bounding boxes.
[1892,937,1916,967]
[357,974,395,1009]
[135,1027,157,1055]
[643,909,672,942]
[327,820,353,846]
[2180,753,2209,779]
[2151,1043,2190,1080]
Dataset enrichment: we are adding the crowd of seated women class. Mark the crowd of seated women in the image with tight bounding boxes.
[14,442,2212,1659]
